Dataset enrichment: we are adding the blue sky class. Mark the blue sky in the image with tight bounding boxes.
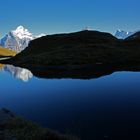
[0,0,140,36]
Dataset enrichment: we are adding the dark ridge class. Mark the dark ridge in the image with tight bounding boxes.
[14,30,119,57]
[0,30,140,70]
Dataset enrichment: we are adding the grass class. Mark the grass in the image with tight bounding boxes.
[0,46,17,57]
[8,30,120,67]
[3,117,79,140]
[2,30,140,68]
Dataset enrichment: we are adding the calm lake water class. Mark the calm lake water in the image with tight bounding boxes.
[1,64,140,139]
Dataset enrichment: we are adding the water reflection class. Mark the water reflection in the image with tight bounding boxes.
[1,65,33,82]
[1,63,140,82]
[1,63,140,139]
[15,64,140,80]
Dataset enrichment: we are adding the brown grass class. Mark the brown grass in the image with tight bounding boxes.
[0,46,17,56]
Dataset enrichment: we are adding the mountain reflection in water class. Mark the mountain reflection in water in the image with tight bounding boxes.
[1,65,33,82]
[11,64,140,80]
[1,64,140,82]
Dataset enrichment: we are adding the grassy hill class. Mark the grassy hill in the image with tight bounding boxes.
[0,46,16,57]
[6,30,121,66]
[1,30,140,69]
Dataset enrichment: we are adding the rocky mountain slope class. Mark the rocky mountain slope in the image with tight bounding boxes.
[0,26,46,52]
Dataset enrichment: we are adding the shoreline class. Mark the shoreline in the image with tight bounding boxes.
[0,108,79,140]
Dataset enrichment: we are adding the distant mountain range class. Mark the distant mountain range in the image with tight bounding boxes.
[114,29,139,39]
[115,30,134,39]
[125,31,140,40]
[0,26,46,52]
[0,26,139,53]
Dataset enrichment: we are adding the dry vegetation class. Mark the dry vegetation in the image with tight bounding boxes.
[0,46,16,57]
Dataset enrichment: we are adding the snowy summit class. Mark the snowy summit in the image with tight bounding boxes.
[0,26,46,52]
[115,30,135,39]
[12,26,33,40]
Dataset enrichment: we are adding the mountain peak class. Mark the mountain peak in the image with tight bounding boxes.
[15,26,28,34]
[115,30,134,39]
[0,26,34,52]
[0,26,46,52]
[12,25,33,40]
[16,25,25,30]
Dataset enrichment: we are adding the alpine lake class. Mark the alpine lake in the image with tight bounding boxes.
[1,63,140,140]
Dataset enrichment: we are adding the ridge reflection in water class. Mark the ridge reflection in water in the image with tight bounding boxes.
[2,64,140,82]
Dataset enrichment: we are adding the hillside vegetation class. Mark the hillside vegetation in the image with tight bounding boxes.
[6,30,120,66]
[1,30,140,69]
[0,46,17,57]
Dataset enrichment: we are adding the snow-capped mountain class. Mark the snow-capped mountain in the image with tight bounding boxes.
[12,25,33,40]
[115,30,135,39]
[0,26,46,52]
[126,31,140,40]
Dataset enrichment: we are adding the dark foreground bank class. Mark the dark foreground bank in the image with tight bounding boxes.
[0,108,79,140]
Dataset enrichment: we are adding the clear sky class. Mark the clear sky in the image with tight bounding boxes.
[0,0,140,36]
